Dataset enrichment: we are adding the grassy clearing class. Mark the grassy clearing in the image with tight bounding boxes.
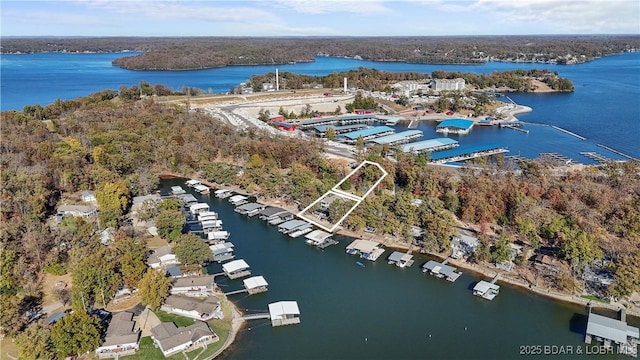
[0,337,19,360]
[581,295,610,304]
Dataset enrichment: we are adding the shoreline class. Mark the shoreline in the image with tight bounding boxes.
[170,174,640,325]
[206,295,245,360]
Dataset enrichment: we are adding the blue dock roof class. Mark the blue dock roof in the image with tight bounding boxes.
[369,130,423,145]
[429,143,506,161]
[437,118,474,130]
[314,124,368,133]
[341,126,395,140]
[401,138,459,153]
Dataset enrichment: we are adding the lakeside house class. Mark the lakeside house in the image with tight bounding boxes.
[451,231,479,259]
[82,190,97,204]
[150,322,219,358]
[95,311,141,358]
[268,301,301,327]
[160,295,223,321]
[170,275,215,297]
[147,245,180,269]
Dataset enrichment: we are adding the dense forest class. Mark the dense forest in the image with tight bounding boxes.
[246,68,574,93]
[2,35,638,70]
[1,87,639,355]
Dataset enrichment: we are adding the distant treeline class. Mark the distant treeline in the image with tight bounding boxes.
[1,35,638,70]
[246,68,574,92]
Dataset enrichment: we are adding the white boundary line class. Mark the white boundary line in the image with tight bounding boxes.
[297,160,388,233]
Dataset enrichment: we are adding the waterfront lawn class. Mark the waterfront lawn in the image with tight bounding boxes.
[581,295,610,304]
[155,310,196,327]
[126,336,183,360]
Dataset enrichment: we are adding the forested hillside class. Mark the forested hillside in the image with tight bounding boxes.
[2,35,638,70]
[1,88,639,350]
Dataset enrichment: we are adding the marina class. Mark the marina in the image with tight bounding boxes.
[296,114,376,129]
[288,224,314,238]
[436,119,475,135]
[314,124,368,136]
[428,143,509,164]
[340,126,395,142]
[224,276,269,296]
[367,129,424,146]
[399,137,459,154]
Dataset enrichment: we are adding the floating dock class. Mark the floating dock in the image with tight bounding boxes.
[429,143,508,164]
[225,276,268,296]
[400,138,459,154]
[422,259,461,281]
[368,130,424,146]
[472,274,500,300]
[387,251,415,268]
[340,126,395,142]
[345,239,385,262]
[314,124,368,135]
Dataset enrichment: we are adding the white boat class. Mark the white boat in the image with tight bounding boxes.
[185,179,201,188]
[215,189,233,198]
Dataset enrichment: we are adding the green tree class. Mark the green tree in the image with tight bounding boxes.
[155,209,185,242]
[609,253,640,298]
[325,127,337,141]
[138,269,172,311]
[96,180,131,227]
[0,294,26,336]
[15,324,53,360]
[473,236,492,263]
[492,236,513,263]
[72,248,121,309]
[50,311,102,359]
[158,198,182,211]
[115,236,148,289]
[355,135,365,152]
[174,233,213,266]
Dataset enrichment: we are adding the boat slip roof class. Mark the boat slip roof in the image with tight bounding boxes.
[388,251,414,262]
[422,260,458,276]
[278,219,308,230]
[341,126,395,140]
[429,143,506,161]
[314,124,368,133]
[305,230,333,242]
[268,301,300,317]
[194,184,209,191]
[236,203,264,211]
[186,180,200,186]
[215,189,231,195]
[473,280,500,293]
[243,276,268,290]
[259,207,286,217]
[190,203,209,211]
[346,239,380,253]
[587,313,639,344]
[369,130,423,145]
[229,195,248,202]
[436,118,474,130]
[178,193,198,204]
[400,138,459,153]
[223,259,249,273]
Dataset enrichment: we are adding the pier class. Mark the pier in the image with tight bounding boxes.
[429,143,508,164]
[500,123,529,133]
[551,125,586,140]
[241,313,271,321]
[596,144,638,161]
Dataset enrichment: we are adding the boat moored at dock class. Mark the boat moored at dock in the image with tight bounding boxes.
[345,239,385,261]
[422,259,461,281]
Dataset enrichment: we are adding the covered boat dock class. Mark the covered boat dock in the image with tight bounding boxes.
[422,260,462,281]
[585,309,639,356]
[209,242,235,263]
[346,239,385,261]
[234,202,266,216]
[400,138,459,154]
[368,130,424,146]
[304,230,338,248]
[278,219,309,234]
[222,259,251,279]
[314,124,368,135]
[387,251,415,268]
[268,301,301,327]
[340,126,395,142]
[429,143,508,164]
[473,277,500,300]
[436,119,474,135]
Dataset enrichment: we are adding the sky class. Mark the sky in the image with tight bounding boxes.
[1,0,639,37]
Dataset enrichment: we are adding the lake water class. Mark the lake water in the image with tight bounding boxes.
[161,180,637,360]
[1,52,638,158]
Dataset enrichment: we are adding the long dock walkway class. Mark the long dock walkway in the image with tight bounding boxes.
[490,274,500,284]
[241,313,270,321]
[224,289,248,296]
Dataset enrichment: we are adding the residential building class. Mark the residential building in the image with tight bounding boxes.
[160,295,223,321]
[95,311,141,358]
[57,204,98,219]
[150,322,219,357]
[170,275,215,296]
[431,78,466,92]
[147,245,180,269]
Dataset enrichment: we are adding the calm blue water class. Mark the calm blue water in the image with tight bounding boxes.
[162,180,636,360]
[1,52,638,158]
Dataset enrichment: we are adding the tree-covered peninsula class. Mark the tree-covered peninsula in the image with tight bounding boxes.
[1,87,639,356]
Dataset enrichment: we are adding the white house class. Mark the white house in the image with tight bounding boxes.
[95,311,141,358]
[160,295,223,321]
[150,322,218,357]
[170,275,215,296]
[147,245,180,269]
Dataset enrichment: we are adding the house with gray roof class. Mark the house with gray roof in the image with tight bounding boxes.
[160,295,223,321]
[95,311,141,358]
[57,204,98,219]
[147,245,180,269]
[170,275,215,296]
[150,322,218,357]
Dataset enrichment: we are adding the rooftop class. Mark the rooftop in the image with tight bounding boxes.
[429,143,507,162]
[369,130,424,145]
[243,276,268,290]
[278,219,308,230]
[222,259,250,273]
[400,138,459,153]
[314,124,368,133]
[236,203,264,211]
[259,207,286,217]
[305,230,333,243]
[346,239,381,254]
[268,301,300,318]
[473,280,500,293]
[341,126,395,140]
[586,312,639,344]
[437,118,474,130]
[422,260,459,277]
[172,275,214,288]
